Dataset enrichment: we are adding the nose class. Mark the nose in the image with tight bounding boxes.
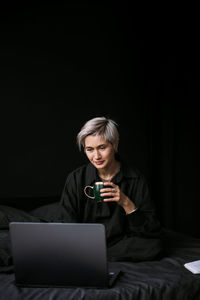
[94,149,101,159]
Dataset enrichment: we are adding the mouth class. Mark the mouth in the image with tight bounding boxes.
[94,161,104,166]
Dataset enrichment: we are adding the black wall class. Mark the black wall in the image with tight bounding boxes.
[0,2,199,237]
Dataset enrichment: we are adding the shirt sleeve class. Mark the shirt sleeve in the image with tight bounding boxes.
[125,175,162,238]
[126,207,138,214]
[60,172,80,223]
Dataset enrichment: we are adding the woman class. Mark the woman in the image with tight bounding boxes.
[60,116,163,261]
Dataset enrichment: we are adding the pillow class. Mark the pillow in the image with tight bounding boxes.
[0,205,41,229]
[30,202,63,222]
[0,231,12,267]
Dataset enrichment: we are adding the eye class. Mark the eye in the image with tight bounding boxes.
[99,145,106,150]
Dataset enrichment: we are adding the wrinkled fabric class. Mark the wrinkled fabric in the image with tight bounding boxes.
[0,205,41,230]
[1,229,200,300]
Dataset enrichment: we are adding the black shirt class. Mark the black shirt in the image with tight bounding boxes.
[60,161,162,248]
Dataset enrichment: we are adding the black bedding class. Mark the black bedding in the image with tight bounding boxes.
[1,204,200,300]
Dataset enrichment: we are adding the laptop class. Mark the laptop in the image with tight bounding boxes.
[9,222,120,288]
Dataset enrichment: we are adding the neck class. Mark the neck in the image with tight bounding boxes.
[98,160,120,182]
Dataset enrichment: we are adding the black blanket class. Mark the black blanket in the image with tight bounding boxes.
[0,204,200,300]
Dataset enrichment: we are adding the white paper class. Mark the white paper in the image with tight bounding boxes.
[184,260,200,274]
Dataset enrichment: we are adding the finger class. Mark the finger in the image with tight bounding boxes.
[103,197,117,202]
[103,195,119,202]
[100,184,118,191]
[100,192,116,197]
[103,182,115,187]
[100,188,115,193]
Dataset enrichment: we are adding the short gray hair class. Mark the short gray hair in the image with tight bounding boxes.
[77,117,119,151]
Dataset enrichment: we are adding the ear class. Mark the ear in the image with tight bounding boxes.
[113,139,119,152]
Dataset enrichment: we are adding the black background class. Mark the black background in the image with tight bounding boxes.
[0,2,199,236]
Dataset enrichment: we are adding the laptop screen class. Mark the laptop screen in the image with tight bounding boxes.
[9,222,110,288]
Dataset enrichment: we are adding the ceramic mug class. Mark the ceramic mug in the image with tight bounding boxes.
[84,182,105,203]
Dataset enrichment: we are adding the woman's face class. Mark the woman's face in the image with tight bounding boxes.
[84,135,118,170]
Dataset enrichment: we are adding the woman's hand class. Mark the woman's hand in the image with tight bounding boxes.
[100,182,136,214]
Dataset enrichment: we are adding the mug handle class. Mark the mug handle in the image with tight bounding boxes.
[84,186,95,199]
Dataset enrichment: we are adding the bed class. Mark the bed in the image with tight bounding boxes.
[1,201,200,300]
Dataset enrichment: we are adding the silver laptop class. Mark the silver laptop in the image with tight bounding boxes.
[9,222,120,288]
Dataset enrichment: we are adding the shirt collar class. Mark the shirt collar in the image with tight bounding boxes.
[85,161,138,186]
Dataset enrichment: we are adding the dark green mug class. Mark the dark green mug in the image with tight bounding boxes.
[84,182,105,203]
